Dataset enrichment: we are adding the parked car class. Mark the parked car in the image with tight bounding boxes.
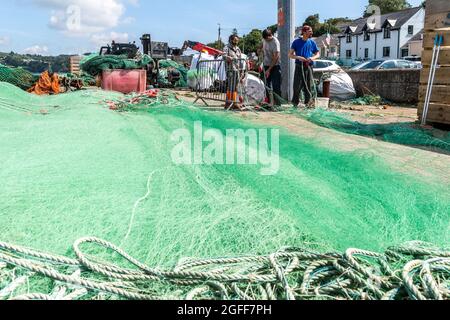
[351,59,420,70]
[403,56,423,68]
[313,60,341,72]
[403,56,421,62]
[350,61,372,70]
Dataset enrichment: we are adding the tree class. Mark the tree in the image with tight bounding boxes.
[326,17,353,26]
[304,14,321,34]
[302,15,351,37]
[238,29,262,54]
[1,52,71,73]
[316,22,342,36]
[3,54,23,67]
[364,0,412,16]
[267,24,278,35]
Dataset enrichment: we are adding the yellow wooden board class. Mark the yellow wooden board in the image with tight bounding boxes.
[422,47,450,66]
[419,85,450,103]
[425,12,450,31]
[418,103,450,124]
[423,29,450,49]
[420,67,450,85]
[426,0,450,15]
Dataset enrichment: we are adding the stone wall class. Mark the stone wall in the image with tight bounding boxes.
[346,69,420,104]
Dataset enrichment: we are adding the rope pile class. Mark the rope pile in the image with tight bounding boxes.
[105,89,186,112]
[0,238,448,300]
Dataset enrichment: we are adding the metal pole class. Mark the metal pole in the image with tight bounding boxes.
[278,0,295,101]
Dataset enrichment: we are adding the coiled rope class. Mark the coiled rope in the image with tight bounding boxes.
[0,238,448,300]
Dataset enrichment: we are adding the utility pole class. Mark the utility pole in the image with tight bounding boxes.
[278,0,295,101]
[218,23,222,48]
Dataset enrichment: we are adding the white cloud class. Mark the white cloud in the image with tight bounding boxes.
[23,45,49,55]
[31,0,133,36]
[127,0,139,6]
[0,36,10,45]
[90,32,129,47]
[122,17,136,25]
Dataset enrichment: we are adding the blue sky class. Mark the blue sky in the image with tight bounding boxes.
[0,0,424,55]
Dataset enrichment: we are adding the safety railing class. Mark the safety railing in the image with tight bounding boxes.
[192,58,248,108]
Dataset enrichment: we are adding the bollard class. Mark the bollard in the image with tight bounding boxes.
[322,80,331,98]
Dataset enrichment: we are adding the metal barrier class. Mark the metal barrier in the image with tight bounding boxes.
[193,58,248,109]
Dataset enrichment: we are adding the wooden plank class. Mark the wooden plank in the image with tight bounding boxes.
[420,66,450,85]
[422,47,450,66]
[419,85,450,103]
[425,12,450,30]
[418,103,450,124]
[426,0,450,15]
[418,102,450,113]
[423,28,450,48]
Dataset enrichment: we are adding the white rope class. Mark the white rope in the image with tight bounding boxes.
[120,171,157,247]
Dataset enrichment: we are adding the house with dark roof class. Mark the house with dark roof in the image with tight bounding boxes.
[313,34,340,59]
[401,29,424,58]
[338,6,425,63]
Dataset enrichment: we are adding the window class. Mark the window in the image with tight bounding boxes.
[314,61,328,69]
[383,46,391,57]
[365,48,369,59]
[360,60,384,69]
[346,50,352,58]
[384,28,391,39]
[401,48,409,57]
[331,47,336,53]
[408,25,414,35]
[346,34,352,43]
[397,61,414,69]
[364,32,370,41]
[379,61,397,69]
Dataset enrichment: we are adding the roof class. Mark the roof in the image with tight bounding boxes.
[401,29,424,48]
[313,34,339,47]
[408,29,424,42]
[337,6,423,37]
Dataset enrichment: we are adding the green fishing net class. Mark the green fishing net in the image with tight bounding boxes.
[0,64,36,90]
[295,108,450,153]
[0,81,448,271]
[159,59,188,87]
[80,54,153,76]
[64,72,97,87]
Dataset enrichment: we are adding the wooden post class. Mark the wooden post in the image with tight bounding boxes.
[418,0,450,125]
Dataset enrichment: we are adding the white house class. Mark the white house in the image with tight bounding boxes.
[338,6,425,64]
[401,29,424,58]
[313,34,340,59]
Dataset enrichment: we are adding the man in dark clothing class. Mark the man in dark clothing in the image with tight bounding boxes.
[289,25,320,107]
[262,29,282,106]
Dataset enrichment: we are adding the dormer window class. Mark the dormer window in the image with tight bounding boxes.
[346,34,352,43]
[364,31,370,41]
[384,27,391,39]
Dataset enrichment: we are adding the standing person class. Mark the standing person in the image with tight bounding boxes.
[223,34,244,109]
[289,25,320,107]
[262,29,282,106]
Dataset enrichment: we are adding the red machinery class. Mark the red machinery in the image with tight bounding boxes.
[181,41,224,56]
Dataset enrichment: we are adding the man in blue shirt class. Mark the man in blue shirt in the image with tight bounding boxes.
[289,25,320,107]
